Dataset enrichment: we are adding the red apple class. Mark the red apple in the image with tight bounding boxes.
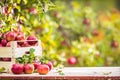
[54,11,59,18]
[111,41,118,48]
[6,31,16,41]
[37,64,50,75]
[27,35,37,40]
[1,39,7,47]
[2,6,8,15]
[34,61,40,70]
[61,40,67,46]
[11,64,23,74]
[27,35,37,45]
[47,61,53,71]
[83,18,90,25]
[16,32,25,46]
[2,6,14,15]
[24,64,34,74]
[21,41,30,47]
[17,44,21,47]
[93,29,99,36]
[6,41,11,47]
[53,11,61,19]
[16,32,25,41]
[11,29,18,38]
[29,7,37,14]
[68,56,77,65]
[17,41,24,47]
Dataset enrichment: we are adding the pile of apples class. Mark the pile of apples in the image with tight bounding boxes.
[0,29,38,62]
[0,28,38,47]
[11,61,53,75]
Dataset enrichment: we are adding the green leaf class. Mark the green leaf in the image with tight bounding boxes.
[23,0,28,4]
[16,6,21,12]
[30,48,35,54]
[0,67,5,72]
[39,13,44,19]
[17,0,21,4]
[59,72,65,75]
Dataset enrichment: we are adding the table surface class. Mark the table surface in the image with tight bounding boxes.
[0,67,120,79]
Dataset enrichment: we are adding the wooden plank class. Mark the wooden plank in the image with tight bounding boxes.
[0,62,12,72]
[14,46,42,57]
[0,47,12,57]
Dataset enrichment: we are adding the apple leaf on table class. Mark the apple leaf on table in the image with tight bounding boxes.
[0,67,5,73]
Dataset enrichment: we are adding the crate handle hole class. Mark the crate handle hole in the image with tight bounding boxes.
[0,57,11,62]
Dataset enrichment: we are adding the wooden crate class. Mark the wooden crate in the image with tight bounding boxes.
[0,40,42,73]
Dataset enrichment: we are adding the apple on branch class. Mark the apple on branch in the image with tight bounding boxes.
[67,56,77,65]
[29,7,37,15]
[83,18,90,25]
[111,40,119,48]
[2,6,14,15]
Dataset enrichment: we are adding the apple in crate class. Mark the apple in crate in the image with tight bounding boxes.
[11,64,23,74]
[21,41,30,47]
[6,41,11,47]
[47,61,53,71]
[24,64,34,74]
[1,39,7,47]
[16,32,25,41]
[37,64,50,75]
[6,31,16,41]
[16,32,25,46]
[27,35,37,45]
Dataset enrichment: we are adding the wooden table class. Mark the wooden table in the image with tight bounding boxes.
[0,67,120,80]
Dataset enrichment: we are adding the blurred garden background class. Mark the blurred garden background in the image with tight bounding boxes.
[0,0,120,67]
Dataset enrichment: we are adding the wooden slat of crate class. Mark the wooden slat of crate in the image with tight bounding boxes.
[14,46,42,58]
[0,62,13,72]
[0,47,12,57]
